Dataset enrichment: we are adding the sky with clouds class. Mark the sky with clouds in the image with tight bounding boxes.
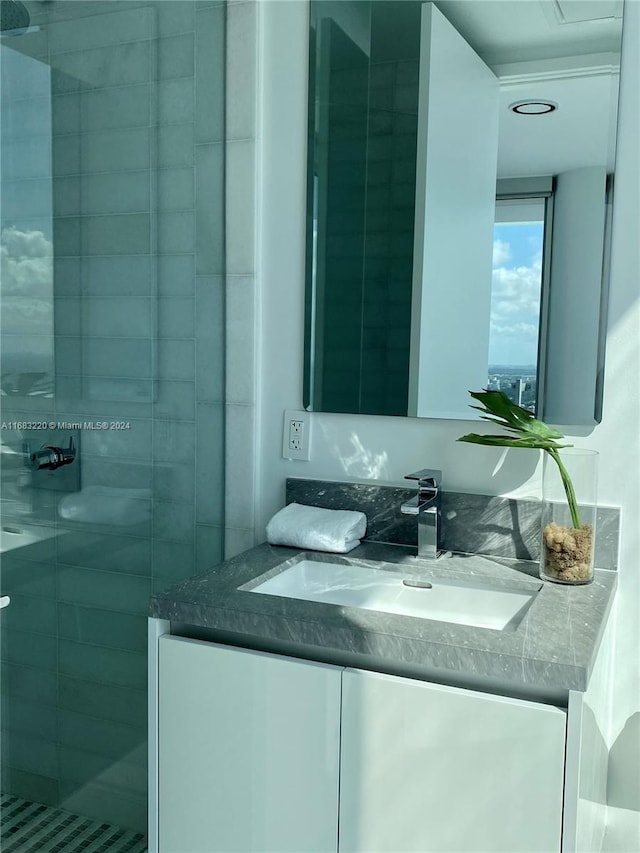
[0,226,54,377]
[1,43,55,381]
[489,221,544,367]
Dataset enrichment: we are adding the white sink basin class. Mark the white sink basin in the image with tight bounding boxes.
[251,560,539,630]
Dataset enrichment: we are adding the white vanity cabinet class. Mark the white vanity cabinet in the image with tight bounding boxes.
[339,669,565,853]
[156,636,342,853]
[153,634,567,853]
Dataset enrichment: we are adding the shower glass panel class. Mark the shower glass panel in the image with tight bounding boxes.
[0,1,226,842]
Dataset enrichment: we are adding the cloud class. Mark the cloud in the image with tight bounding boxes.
[492,238,511,268]
[490,320,539,341]
[489,243,543,364]
[1,227,53,337]
[1,226,53,297]
[491,253,542,317]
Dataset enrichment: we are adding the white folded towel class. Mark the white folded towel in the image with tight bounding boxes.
[266,502,367,553]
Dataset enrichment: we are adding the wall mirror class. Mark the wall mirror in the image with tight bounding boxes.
[303,0,622,423]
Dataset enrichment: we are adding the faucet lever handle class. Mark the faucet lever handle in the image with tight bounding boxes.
[404,468,442,490]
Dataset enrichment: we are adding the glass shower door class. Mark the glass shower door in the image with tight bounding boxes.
[1,2,226,847]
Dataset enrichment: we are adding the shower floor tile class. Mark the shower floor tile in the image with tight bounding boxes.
[0,795,147,853]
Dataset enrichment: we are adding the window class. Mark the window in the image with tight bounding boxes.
[489,191,550,413]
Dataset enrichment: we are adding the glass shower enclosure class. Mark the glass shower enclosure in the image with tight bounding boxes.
[0,1,226,846]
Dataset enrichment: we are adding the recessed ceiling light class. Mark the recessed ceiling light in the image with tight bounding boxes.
[509,100,559,115]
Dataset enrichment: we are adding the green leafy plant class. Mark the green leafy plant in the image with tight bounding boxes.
[457,389,582,529]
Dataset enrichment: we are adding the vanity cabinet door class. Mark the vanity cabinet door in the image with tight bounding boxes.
[158,636,341,853]
[339,669,566,853]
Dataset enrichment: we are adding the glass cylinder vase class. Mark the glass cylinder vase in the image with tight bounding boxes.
[540,449,598,585]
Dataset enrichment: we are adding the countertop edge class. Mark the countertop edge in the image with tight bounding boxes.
[149,542,617,696]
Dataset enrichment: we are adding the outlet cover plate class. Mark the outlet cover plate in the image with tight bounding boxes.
[282,410,311,461]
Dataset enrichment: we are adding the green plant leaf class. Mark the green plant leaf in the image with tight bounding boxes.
[458,390,582,528]
[467,390,564,441]
[458,433,568,449]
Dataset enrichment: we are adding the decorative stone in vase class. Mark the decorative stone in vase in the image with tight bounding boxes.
[540,449,598,585]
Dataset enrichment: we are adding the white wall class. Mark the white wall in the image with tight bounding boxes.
[598,0,640,839]
[257,0,639,835]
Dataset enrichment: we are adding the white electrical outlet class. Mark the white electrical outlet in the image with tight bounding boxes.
[283,410,311,461]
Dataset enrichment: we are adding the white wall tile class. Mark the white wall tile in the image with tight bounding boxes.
[152,540,195,586]
[196,276,224,402]
[53,176,81,217]
[52,133,80,177]
[226,1,256,140]
[54,258,82,297]
[52,40,151,90]
[153,381,196,422]
[80,418,152,461]
[224,526,255,561]
[195,4,225,143]
[81,127,150,175]
[48,6,153,54]
[158,339,195,381]
[226,276,255,404]
[159,298,195,339]
[80,172,150,216]
[195,143,224,274]
[196,402,224,525]
[225,139,255,274]
[52,94,80,135]
[159,79,195,126]
[158,168,195,211]
[83,298,152,338]
[53,217,81,256]
[157,1,196,38]
[54,298,82,337]
[158,211,196,254]
[81,85,150,133]
[158,255,195,297]
[83,256,151,297]
[153,420,196,465]
[82,377,154,403]
[195,524,224,571]
[225,403,255,529]
[82,338,152,379]
[158,33,195,80]
[153,500,193,543]
[153,461,195,505]
[82,214,150,256]
[158,123,195,168]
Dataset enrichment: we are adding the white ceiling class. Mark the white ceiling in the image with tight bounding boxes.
[431,1,623,177]
[496,71,620,176]
[435,0,623,67]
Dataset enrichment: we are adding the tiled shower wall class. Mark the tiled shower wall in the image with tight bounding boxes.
[0,0,226,832]
[223,0,257,559]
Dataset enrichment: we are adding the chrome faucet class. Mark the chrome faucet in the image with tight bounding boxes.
[401,469,442,559]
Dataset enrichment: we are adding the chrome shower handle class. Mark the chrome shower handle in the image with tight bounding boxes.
[29,436,76,471]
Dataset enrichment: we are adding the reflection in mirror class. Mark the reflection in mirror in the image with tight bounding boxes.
[304,0,622,423]
[1,6,159,407]
[0,43,54,398]
[490,195,546,413]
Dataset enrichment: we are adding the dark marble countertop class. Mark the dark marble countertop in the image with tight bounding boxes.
[150,541,617,697]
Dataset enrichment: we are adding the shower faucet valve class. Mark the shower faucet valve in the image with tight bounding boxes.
[28,437,76,471]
